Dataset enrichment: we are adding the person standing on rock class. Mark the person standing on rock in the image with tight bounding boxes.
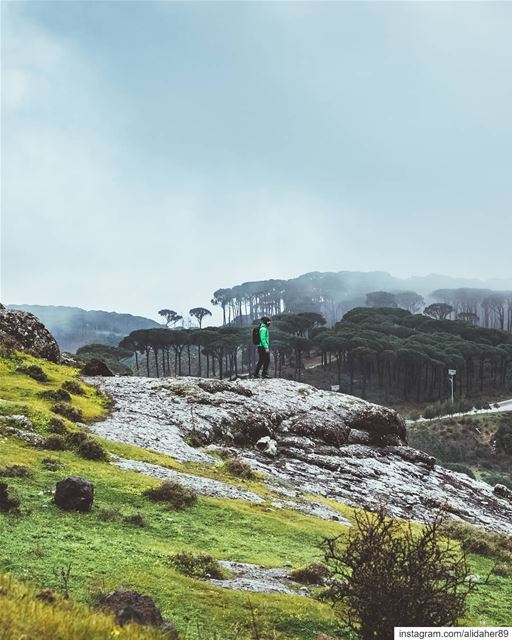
[253,317,271,379]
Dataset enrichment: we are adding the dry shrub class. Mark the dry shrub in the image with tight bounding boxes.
[77,438,109,461]
[169,552,224,579]
[40,389,71,403]
[321,507,476,639]
[42,435,68,451]
[51,403,83,423]
[290,562,330,585]
[123,513,146,527]
[61,380,85,395]
[223,458,255,480]
[47,417,69,435]
[0,464,31,478]
[41,457,62,471]
[17,365,48,382]
[65,431,88,449]
[143,481,197,511]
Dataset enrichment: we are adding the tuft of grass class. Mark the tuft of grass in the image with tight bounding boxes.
[51,402,84,423]
[42,434,68,451]
[223,458,255,480]
[289,562,330,585]
[77,438,109,462]
[143,480,198,511]
[62,380,86,396]
[16,364,48,382]
[169,552,226,580]
[40,389,72,403]
[0,463,31,478]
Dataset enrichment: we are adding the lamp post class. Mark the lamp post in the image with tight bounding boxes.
[448,369,456,404]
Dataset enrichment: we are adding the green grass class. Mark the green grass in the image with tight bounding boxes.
[0,437,343,639]
[1,351,512,636]
[0,352,109,429]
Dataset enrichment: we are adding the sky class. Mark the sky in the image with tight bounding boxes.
[1,1,511,323]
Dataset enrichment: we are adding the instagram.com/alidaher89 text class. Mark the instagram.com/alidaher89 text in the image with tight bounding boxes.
[395,628,511,639]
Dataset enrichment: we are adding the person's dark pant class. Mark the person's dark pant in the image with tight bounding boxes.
[254,347,270,377]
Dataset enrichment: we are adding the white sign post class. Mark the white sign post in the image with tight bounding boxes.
[448,369,456,404]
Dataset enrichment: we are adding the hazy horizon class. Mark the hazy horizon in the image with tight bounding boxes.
[2,2,511,323]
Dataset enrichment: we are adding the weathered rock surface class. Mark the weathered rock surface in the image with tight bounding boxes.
[88,376,512,534]
[113,456,350,523]
[0,306,60,362]
[209,561,307,595]
[0,415,45,447]
[54,476,94,512]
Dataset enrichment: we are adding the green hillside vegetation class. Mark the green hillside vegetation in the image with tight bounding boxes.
[1,351,512,637]
[408,413,512,489]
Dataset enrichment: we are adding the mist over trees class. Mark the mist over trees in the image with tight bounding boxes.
[208,272,512,334]
[6,304,160,353]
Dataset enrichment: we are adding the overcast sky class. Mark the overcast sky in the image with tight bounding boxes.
[2,1,511,322]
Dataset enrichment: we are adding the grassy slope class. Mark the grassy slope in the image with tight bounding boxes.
[1,352,511,637]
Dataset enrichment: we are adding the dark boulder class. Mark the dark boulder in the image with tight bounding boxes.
[0,482,21,512]
[82,359,114,376]
[98,589,178,637]
[54,476,94,512]
[0,306,60,362]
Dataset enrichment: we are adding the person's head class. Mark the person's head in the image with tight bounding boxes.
[261,317,271,326]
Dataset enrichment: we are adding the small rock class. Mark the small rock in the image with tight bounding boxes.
[255,436,278,457]
[494,484,512,503]
[54,476,94,512]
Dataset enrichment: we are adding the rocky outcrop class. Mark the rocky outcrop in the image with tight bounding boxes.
[0,305,60,362]
[87,376,512,534]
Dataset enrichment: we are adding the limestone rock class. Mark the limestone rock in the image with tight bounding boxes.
[54,476,94,512]
[0,306,60,362]
[87,376,512,534]
[256,436,278,456]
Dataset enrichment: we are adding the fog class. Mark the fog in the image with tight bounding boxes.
[2,1,511,322]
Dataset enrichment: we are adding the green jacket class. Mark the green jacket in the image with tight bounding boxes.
[258,323,270,349]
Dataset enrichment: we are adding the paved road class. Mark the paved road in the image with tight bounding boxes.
[496,398,512,412]
[407,398,512,424]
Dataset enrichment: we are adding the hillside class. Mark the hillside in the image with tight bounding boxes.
[6,305,160,353]
[1,350,512,638]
